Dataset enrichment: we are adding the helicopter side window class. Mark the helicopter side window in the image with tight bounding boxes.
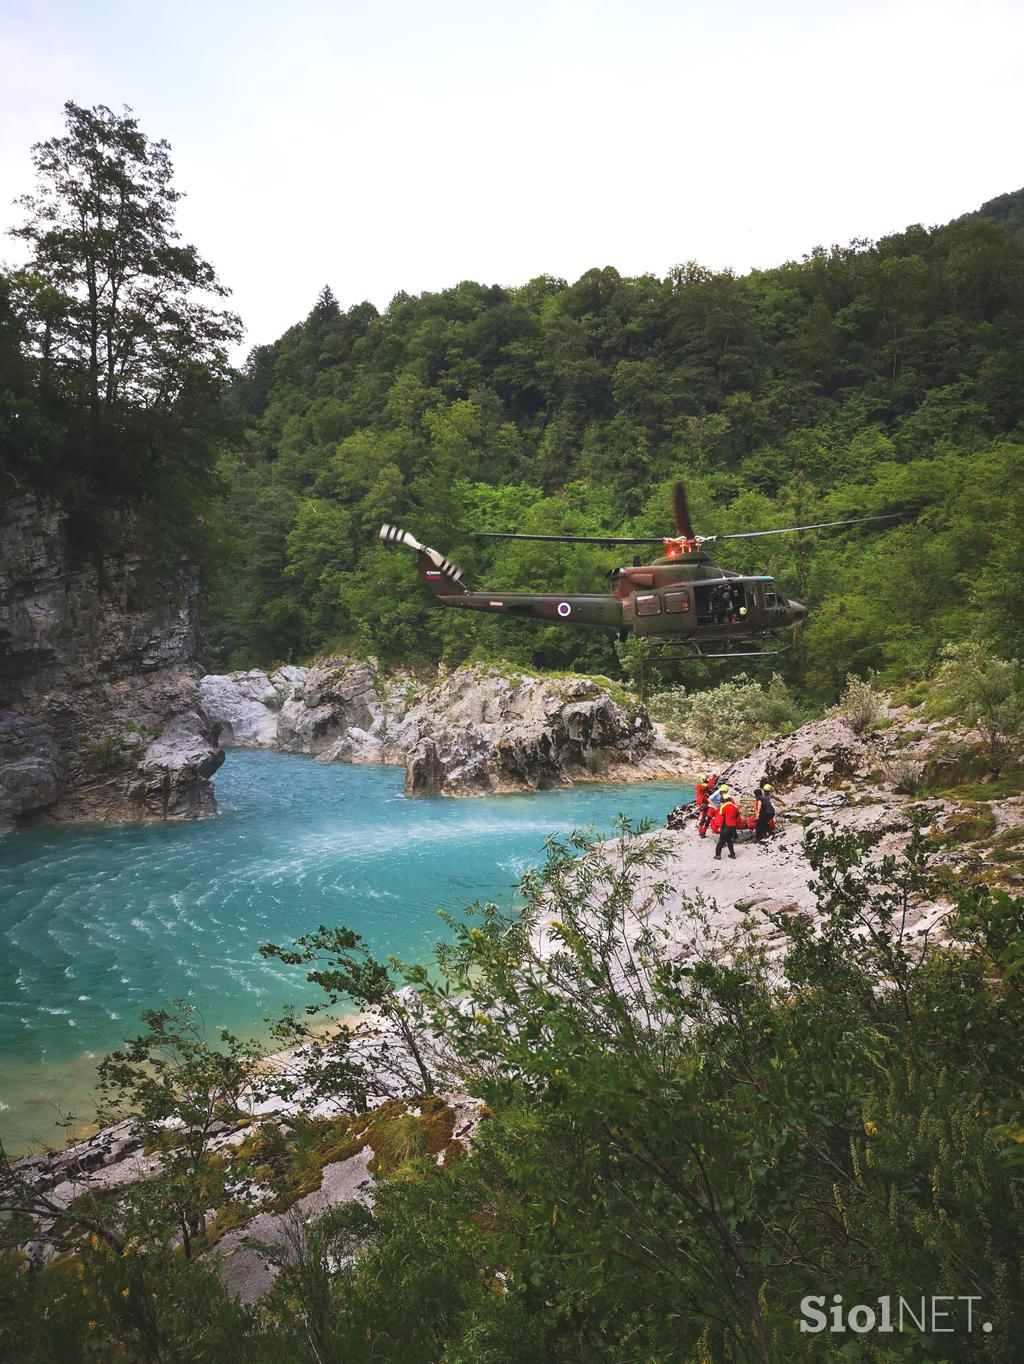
[664,590,691,614]
[635,594,662,617]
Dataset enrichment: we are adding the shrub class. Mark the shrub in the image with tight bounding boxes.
[649,672,805,758]
[80,732,131,772]
[324,824,1024,1361]
[932,640,1024,774]
[939,806,999,844]
[833,672,882,733]
[881,753,927,794]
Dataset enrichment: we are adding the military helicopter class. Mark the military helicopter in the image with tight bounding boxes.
[378,484,898,660]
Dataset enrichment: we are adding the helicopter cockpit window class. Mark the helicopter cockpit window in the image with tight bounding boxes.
[664,590,691,614]
[635,594,662,617]
[765,590,783,608]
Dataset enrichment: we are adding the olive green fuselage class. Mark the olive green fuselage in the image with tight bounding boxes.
[425,551,806,643]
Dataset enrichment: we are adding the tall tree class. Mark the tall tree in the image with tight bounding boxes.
[9,101,242,521]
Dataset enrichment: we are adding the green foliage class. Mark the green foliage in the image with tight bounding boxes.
[613,634,657,700]
[832,671,883,733]
[2,101,240,560]
[202,207,1024,697]
[93,1004,267,1260]
[309,823,1024,1361]
[0,1239,266,1364]
[938,806,999,844]
[649,671,805,757]
[79,732,133,773]
[960,185,1024,250]
[932,640,1024,773]
[260,925,442,1106]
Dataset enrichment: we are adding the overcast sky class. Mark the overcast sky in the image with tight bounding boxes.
[2,0,1022,361]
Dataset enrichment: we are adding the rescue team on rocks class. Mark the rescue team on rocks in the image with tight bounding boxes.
[693,772,780,858]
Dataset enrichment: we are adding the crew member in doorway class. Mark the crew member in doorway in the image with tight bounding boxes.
[710,583,731,624]
[715,787,740,860]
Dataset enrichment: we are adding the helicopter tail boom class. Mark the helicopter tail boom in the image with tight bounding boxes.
[435,591,623,629]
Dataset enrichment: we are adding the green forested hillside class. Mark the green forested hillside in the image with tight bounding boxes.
[962,186,1024,249]
[206,211,1024,697]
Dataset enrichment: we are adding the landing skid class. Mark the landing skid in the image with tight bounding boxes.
[650,639,793,664]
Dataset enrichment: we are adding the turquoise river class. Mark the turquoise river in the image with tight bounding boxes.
[0,750,692,1154]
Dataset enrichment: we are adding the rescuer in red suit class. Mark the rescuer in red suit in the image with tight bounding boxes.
[695,773,718,837]
[714,788,740,860]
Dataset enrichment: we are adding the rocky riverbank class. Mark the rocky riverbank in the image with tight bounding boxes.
[6,701,1021,1299]
[654,705,1024,942]
[0,497,222,828]
[199,657,699,795]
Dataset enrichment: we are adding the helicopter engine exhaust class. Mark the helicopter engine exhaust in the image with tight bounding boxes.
[378,523,467,594]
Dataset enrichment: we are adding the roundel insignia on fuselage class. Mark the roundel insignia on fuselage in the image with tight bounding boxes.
[557,601,572,617]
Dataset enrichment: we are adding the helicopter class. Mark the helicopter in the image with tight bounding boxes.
[378,483,899,660]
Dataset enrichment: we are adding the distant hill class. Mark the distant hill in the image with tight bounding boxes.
[959,186,1024,247]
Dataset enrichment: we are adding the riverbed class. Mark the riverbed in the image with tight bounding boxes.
[0,750,692,1153]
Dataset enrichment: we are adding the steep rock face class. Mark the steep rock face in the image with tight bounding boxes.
[0,712,62,822]
[717,717,881,799]
[0,496,222,826]
[395,672,656,795]
[199,658,695,794]
[277,660,381,754]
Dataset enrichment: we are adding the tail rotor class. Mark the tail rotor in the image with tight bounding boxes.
[378,523,467,592]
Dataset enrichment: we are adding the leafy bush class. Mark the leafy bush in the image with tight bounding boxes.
[324,824,1024,1361]
[649,671,805,758]
[932,640,1024,773]
[80,732,132,772]
[833,672,883,733]
[938,806,999,844]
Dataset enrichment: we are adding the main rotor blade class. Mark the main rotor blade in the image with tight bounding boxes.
[712,513,902,541]
[673,481,695,540]
[476,533,665,545]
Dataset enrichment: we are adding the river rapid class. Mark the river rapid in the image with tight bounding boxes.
[0,750,692,1154]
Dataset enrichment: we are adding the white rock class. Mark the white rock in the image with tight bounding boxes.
[198,671,282,748]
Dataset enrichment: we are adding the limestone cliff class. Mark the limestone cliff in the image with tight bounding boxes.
[0,497,222,827]
[199,657,697,794]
